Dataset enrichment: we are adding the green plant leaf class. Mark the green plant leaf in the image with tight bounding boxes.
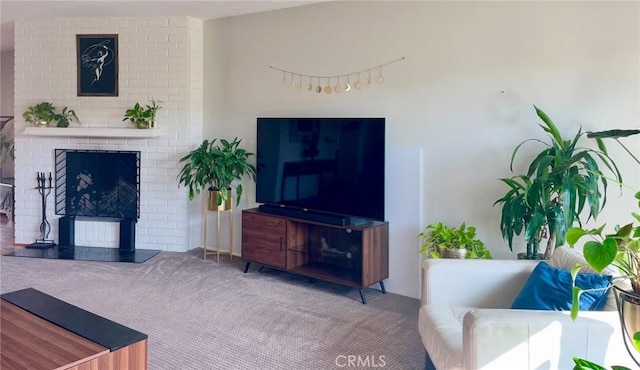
[566,227,588,246]
[571,285,582,321]
[586,129,640,139]
[534,105,564,148]
[572,356,608,370]
[570,264,583,321]
[583,239,617,273]
[235,184,243,207]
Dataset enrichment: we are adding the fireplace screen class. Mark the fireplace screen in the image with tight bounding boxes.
[55,149,140,220]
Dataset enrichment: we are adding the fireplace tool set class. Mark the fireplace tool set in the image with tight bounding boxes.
[26,172,56,249]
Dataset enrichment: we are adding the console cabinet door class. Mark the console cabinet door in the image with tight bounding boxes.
[241,212,286,269]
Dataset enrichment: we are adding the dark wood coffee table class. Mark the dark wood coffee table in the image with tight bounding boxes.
[0,288,148,370]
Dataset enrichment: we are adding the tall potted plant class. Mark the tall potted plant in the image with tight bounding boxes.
[566,129,640,365]
[495,106,622,259]
[177,137,256,210]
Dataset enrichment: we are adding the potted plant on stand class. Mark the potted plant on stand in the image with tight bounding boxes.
[177,137,256,211]
[567,129,640,369]
[419,221,492,259]
[495,105,622,260]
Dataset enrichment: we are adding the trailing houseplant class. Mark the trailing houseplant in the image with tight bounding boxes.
[495,106,622,260]
[419,222,492,259]
[23,102,57,127]
[53,107,80,128]
[566,129,640,360]
[177,137,256,209]
[122,99,162,129]
[23,102,80,128]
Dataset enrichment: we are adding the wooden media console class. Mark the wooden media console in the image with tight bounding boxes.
[241,208,389,304]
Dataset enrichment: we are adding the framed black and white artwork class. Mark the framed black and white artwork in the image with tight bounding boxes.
[76,34,118,96]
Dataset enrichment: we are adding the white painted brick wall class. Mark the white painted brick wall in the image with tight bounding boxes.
[14,17,203,252]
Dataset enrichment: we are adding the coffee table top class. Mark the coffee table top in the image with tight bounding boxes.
[1,299,108,370]
[1,288,148,351]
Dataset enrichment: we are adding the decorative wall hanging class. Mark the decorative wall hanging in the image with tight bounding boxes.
[77,34,119,97]
[269,56,405,94]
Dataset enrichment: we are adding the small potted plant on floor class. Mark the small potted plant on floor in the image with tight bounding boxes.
[177,137,256,211]
[419,221,492,259]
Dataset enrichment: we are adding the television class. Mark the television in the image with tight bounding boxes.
[256,118,385,224]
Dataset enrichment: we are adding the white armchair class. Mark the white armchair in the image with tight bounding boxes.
[418,246,633,370]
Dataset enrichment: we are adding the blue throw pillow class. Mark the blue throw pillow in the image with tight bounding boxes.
[511,261,611,311]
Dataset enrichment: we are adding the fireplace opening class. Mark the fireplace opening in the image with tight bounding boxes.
[55,149,140,220]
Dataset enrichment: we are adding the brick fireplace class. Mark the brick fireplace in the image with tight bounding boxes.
[13,17,204,252]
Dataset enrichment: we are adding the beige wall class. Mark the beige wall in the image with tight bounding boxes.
[1,50,14,115]
[204,1,639,296]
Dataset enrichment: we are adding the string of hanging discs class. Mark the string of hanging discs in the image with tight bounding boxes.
[269,56,404,95]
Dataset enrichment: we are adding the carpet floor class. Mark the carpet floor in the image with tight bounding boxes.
[0,250,423,369]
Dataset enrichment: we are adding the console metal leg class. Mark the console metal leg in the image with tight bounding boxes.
[243,262,250,273]
[359,289,367,305]
[380,281,386,294]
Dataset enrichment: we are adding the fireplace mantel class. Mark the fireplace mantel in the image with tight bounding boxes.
[23,127,164,139]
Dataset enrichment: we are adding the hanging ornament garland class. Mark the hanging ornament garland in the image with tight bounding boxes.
[269,56,405,94]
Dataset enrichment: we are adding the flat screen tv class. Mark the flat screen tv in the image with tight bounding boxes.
[256,118,385,223]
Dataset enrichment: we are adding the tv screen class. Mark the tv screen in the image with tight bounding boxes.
[256,118,385,221]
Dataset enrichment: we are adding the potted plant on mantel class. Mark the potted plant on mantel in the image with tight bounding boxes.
[567,129,640,369]
[122,99,162,129]
[177,137,256,211]
[23,102,80,127]
[419,221,492,259]
[494,105,622,260]
[53,107,80,128]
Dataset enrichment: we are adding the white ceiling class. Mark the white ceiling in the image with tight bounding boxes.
[0,0,327,52]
